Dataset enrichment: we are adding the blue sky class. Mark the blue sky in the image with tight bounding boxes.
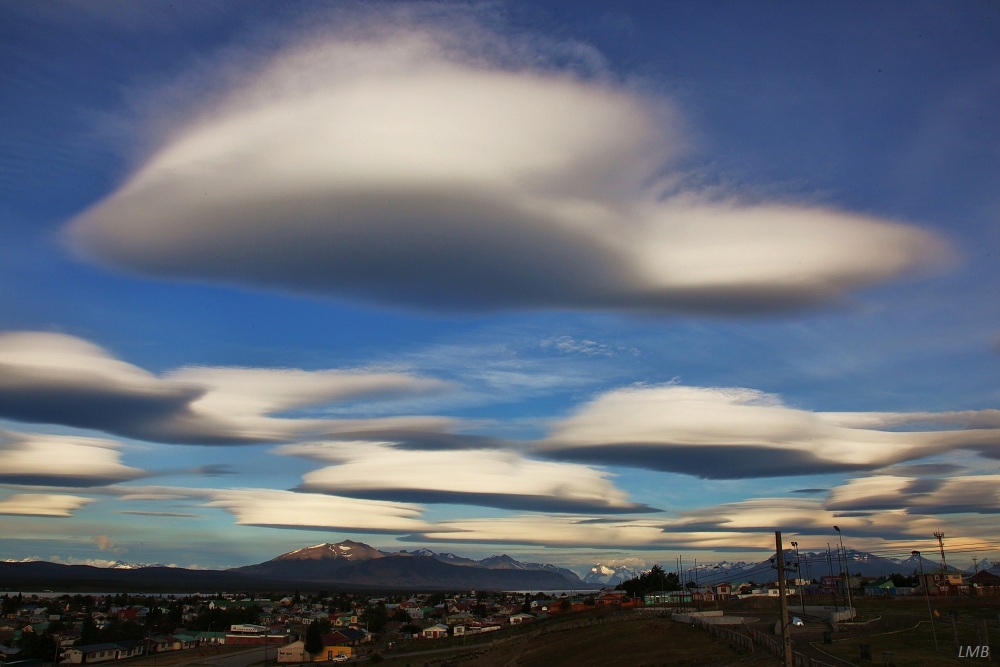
[1,0,998,574]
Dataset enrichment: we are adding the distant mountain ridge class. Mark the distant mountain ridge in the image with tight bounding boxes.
[5,543,981,594]
[229,541,590,590]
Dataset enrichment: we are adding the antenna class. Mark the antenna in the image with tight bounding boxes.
[933,531,947,571]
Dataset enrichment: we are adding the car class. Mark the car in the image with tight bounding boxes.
[331,654,350,663]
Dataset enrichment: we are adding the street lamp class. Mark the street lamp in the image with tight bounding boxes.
[912,550,939,650]
[780,617,805,667]
[833,526,853,615]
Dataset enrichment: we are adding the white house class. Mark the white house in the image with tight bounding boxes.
[421,624,449,639]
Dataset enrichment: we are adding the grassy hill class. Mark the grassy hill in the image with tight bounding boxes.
[374,612,779,666]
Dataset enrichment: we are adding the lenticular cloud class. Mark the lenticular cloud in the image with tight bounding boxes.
[65,24,951,314]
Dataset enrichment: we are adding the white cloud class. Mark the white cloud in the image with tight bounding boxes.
[284,440,652,513]
[0,331,446,444]
[0,493,94,517]
[64,17,951,315]
[92,534,125,554]
[0,430,144,486]
[205,488,428,533]
[409,514,674,548]
[826,474,1000,514]
[541,335,636,357]
[537,384,1000,477]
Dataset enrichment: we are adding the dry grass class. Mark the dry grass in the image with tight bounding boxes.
[372,615,780,667]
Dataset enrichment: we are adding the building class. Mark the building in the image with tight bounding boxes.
[276,640,307,663]
[917,570,967,595]
[421,624,449,639]
[64,642,144,664]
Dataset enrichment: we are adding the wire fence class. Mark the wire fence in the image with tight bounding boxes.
[693,618,842,667]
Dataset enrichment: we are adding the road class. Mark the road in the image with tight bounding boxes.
[129,646,275,667]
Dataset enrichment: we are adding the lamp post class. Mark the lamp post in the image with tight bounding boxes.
[784,616,805,663]
[913,550,939,650]
[833,526,853,615]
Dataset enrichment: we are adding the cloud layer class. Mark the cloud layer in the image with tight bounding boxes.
[0,493,94,517]
[0,331,446,444]
[0,430,143,486]
[205,488,429,533]
[538,385,1000,478]
[283,440,654,513]
[64,21,950,314]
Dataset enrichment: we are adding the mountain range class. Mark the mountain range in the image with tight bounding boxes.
[3,542,989,594]
[228,541,589,590]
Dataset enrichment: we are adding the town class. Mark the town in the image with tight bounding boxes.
[2,560,998,666]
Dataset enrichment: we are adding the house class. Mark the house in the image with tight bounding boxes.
[65,642,144,664]
[0,645,22,663]
[65,643,120,664]
[144,636,174,654]
[968,569,1000,593]
[169,634,199,651]
[712,583,732,600]
[862,581,896,597]
[277,640,306,663]
[313,629,366,660]
[445,611,475,626]
[691,588,716,603]
[400,603,424,620]
[644,591,671,606]
[508,613,534,625]
[917,570,966,595]
[594,591,630,607]
[114,641,144,660]
[667,590,692,605]
[421,624,449,639]
[193,631,226,645]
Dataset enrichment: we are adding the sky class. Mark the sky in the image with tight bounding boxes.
[1,0,998,576]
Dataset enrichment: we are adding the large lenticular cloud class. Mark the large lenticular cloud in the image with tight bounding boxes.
[65,21,950,314]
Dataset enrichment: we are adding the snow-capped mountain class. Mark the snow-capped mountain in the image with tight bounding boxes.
[985,561,1000,575]
[583,563,641,585]
[107,560,168,569]
[272,540,385,563]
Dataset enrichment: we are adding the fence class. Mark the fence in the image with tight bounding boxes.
[692,618,841,667]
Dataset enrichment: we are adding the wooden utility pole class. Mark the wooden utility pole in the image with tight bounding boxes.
[776,531,793,667]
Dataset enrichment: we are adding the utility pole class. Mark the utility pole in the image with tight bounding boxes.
[913,550,939,651]
[776,531,794,667]
[934,531,948,571]
[791,541,805,616]
[833,525,853,616]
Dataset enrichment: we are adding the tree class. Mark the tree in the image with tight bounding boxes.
[78,615,100,646]
[304,621,325,658]
[18,629,56,661]
[615,564,679,597]
[361,603,388,634]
